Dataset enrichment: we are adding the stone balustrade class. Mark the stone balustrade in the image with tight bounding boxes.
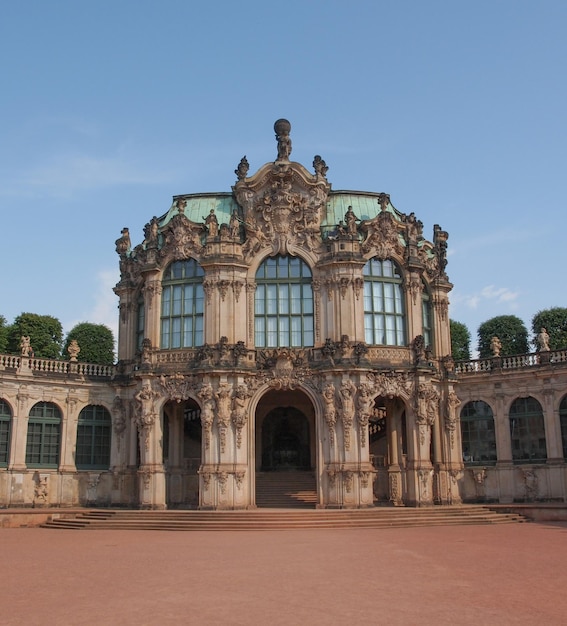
[455,348,567,375]
[0,353,115,378]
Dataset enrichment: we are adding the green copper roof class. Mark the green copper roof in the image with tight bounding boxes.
[324,191,395,226]
[161,193,239,227]
[160,190,392,230]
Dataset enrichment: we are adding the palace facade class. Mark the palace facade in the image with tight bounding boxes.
[1,120,566,509]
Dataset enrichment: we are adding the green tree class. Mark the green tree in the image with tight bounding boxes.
[0,315,8,353]
[531,307,567,351]
[477,315,529,358]
[63,322,115,365]
[7,313,63,359]
[450,320,471,360]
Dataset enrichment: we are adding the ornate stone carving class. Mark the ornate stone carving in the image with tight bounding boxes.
[134,381,159,451]
[433,296,449,321]
[356,383,374,447]
[366,371,410,399]
[67,339,80,362]
[322,383,337,446]
[115,227,131,256]
[344,470,354,493]
[445,391,461,448]
[160,373,196,403]
[232,280,244,302]
[359,470,370,489]
[235,156,249,181]
[433,224,449,280]
[258,348,310,390]
[231,384,250,449]
[352,277,364,300]
[33,474,49,505]
[234,470,246,490]
[414,383,439,445]
[112,396,126,449]
[142,281,162,310]
[217,471,228,494]
[159,213,204,261]
[274,118,292,161]
[312,155,328,177]
[198,383,216,450]
[412,335,427,365]
[389,472,401,505]
[360,200,403,258]
[339,380,357,451]
[216,383,233,453]
[405,276,422,306]
[20,336,33,357]
[233,121,330,260]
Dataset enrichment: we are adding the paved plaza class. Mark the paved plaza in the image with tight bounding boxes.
[1,522,566,625]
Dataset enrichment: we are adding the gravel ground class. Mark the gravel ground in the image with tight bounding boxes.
[1,522,566,625]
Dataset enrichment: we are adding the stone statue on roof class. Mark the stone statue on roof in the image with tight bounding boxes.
[274,118,292,161]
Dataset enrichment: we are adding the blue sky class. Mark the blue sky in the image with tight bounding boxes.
[1,1,565,353]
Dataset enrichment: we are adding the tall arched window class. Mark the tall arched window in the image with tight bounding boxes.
[460,400,496,465]
[363,258,406,346]
[421,280,433,349]
[255,256,313,348]
[509,396,547,463]
[161,259,205,349]
[0,399,11,467]
[76,405,112,470]
[26,402,61,468]
[559,395,567,460]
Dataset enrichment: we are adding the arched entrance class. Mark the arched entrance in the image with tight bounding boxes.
[369,396,408,505]
[255,389,317,508]
[162,399,201,508]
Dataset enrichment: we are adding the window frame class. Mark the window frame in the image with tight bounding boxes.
[509,396,547,464]
[75,405,112,470]
[0,399,11,467]
[160,258,205,349]
[363,258,406,346]
[25,402,61,468]
[460,400,497,466]
[254,256,314,348]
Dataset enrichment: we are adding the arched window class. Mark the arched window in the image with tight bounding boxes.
[509,396,547,463]
[363,258,406,346]
[0,399,11,467]
[136,293,145,352]
[161,259,204,349]
[460,400,496,465]
[421,281,433,349]
[255,256,313,348]
[559,395,567,460]
[76,405,112,470]
[26,402,61,468]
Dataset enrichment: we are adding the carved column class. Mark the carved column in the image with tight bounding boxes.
[114,285,136,361]
[141,271,162,355]
[386,399,404,506]
[8,390,29,472]
[134,379,166,509]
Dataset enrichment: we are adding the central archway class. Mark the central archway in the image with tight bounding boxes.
[255,389,317,507]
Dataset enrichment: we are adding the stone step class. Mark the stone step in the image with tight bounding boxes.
[255,471,317,508]
[42,506,527,531]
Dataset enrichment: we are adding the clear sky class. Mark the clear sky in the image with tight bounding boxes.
[1,1,565,354]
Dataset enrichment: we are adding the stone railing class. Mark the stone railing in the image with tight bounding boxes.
[455,348,567,375]
[0,353,115,379]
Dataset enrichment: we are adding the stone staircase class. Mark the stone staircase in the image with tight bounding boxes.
[41,506,527,531]
[255,471,317,508]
